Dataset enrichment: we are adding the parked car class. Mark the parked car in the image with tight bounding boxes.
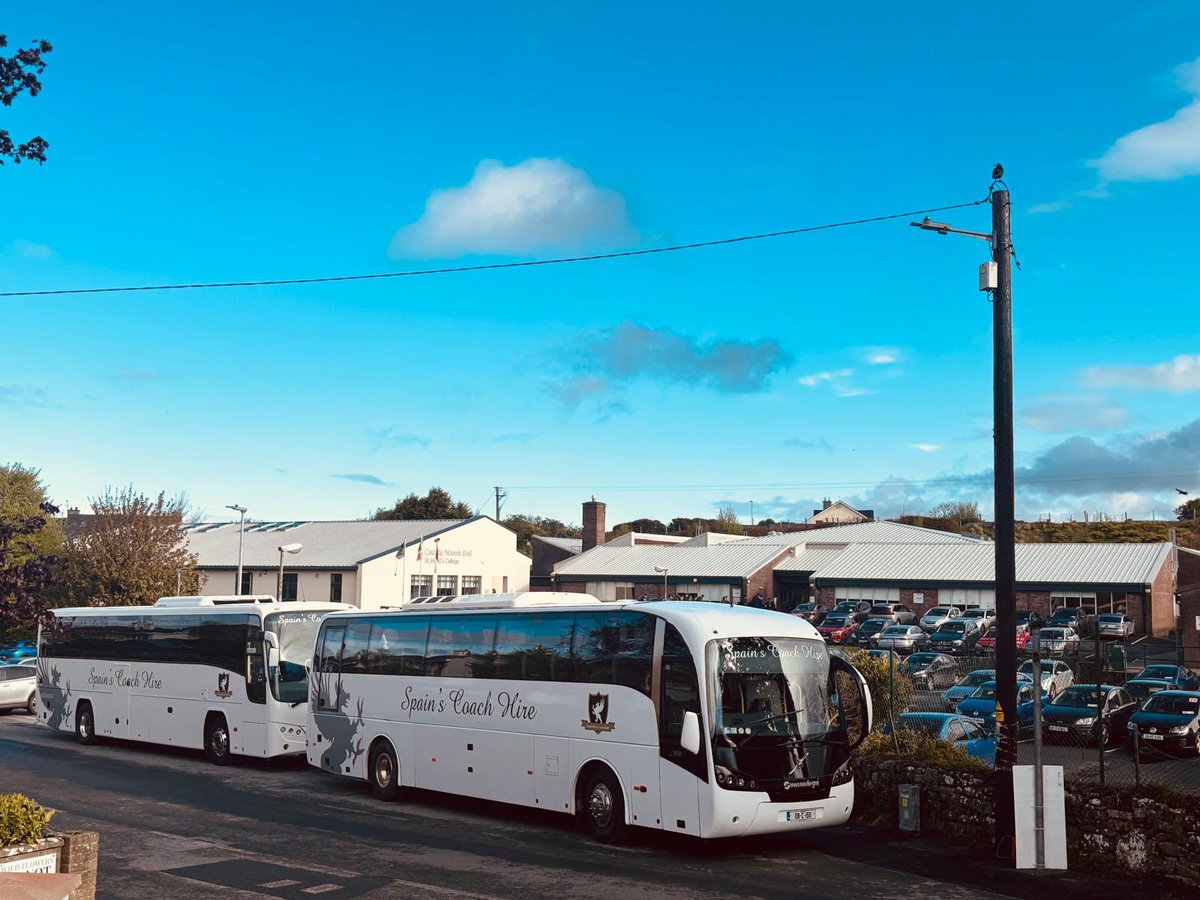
[1046,607,1095,638]
[833,600,873,623]
[0,664,36,714]
[791,603,827,626]
[1096,613,1134,639]
[901,652,958,690]
[1138,665,1200,692]
[867,649,903,667]
[817,614,859,644]
[976,624,1031,652]
[1124,678,1173,705]
[867,603,918,626]
[927,619,981,654]
[1042,684,1139,747]
[957,680,1042,732]
[0,640,37,663]
[1127,691,1200,757]
[875,624,928,655]
[1015,610,1033,628]
[1018,658,1074,698]
[960,608,997,631]
[920,606,962,631]
[943,669,999,711]
[894,713,996,764]
[1036,627,1080,655]
[852,618,892,647]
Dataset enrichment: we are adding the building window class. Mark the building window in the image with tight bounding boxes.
[461,575,482,595]
[411,574,432,599]
[281,572,298,601]
[1051,591,1097,614]
[437,575,457,596]
[238,571,252,596]
[330,573,343,604]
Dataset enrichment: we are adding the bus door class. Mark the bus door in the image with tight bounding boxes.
[658,622,703,836]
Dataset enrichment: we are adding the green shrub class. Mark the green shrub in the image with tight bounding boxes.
[0,793,55,848]
[855,728,989,772]
[850,653,914,732]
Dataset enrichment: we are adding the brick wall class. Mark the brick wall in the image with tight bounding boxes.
[1181,588,1200,671]
[900,588,938,609]
[1149,553,1177,637]
[60,831,99,900]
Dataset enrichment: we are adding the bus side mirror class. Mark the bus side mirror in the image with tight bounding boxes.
[681,711,701,755]
[267,647,280,669]
[263,631,279,649]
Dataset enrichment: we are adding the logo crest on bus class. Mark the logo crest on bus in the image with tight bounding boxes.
[215,672,233,699]
[581,692,615,734]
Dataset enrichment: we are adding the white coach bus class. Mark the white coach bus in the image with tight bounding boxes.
[307,593,872,841]
[37,595,349,763]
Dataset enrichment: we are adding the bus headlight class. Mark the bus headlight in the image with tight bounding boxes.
[714,765,758,791]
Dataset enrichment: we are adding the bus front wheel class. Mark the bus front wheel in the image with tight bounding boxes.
[204,714,233,766]
[580,768,629,843]
[75,702,96,745]
[369,740,400,801]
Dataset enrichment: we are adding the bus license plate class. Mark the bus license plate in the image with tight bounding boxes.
[781,809,824,823]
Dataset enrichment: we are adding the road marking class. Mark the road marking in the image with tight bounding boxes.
[301,885,343,894]
[260,880,302,888]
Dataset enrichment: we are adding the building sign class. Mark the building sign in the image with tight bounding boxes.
[913,593,925,605]
[0,849,59,873]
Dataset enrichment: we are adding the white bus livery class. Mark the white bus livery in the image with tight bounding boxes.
[308,593,871,841]
[37,595,349,763]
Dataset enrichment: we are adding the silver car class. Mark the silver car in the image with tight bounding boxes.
[1018,657,1074,698]
[1097,613,1133,639]
[960,608,996,631]
[1037,627,1080,655]
[875,625,928,655]
[920,606,962,631]
[0,664,36,714]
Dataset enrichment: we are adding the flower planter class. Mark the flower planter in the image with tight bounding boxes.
[0,836,64,874]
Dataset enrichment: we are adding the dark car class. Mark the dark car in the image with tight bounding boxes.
[1046,607,1094,638]
[1042,684,1138,747]
[901,652,958,690]
[867,603,918,626]
[1137,665,1200,692]
[1124,678,1173,705]
[1127,691,1200,756]
[791,603,827,626]
[1015,610,1033,628]
[852,618,892,647]
[927,619,982,655]
[833,600,872,624]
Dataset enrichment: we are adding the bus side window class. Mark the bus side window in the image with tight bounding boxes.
[341,620,373,675]
[573,611,654,696]
[424,615,497,679]
[660,623,706,779]
[493,613,575,682]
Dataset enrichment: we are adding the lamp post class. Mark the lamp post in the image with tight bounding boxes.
[277,543,302,601]
[226,504,247,595]
[654,566,669,599]
[176,567,185,595]
[912,167,1017,856]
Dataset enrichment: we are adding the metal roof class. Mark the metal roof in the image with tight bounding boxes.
[185,518,478,568]
[777,541,1172,587]
[736,520,983,547]
[532,535,583,553]
[553,543,792,579]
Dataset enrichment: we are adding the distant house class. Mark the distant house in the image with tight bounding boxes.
[809,499,873,524]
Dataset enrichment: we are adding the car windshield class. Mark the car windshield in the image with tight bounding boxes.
[1143,695,1200,716]
[902,653,938,672]
[708,637,848,782]
[823,616,849,627]
[265,611,327,703]
[882,626,910,636]
[897,716,944,737]
[1098,615,1123,623]
[963,610,984,617]
[927,607,948,616]
[939,622,967,634]
[1052,686,1102,709]
[959,670,995,687]
[1041,629,1066,639]
[1141,666,1177,680]
[1018,661,1041,677]
[969,684,998,700]
[1126,682,1166,702]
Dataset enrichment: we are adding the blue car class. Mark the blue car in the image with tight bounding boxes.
[942,669,1011,711]
[1125,678,1173,706]
[894,712,996,764]
[957,680,1042,734]
[1137,665,1200,692]
[0,641,36,663]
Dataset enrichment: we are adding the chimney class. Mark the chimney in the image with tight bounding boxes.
[582,499,606,552]
[822,498,832,510]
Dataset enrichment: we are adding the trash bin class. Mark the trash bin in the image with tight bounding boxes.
[1109,642,1127,672]
[898,784,920,833]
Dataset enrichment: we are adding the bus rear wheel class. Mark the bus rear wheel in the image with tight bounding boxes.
[579,768,629,844]
[204,714,233,766]
[369,740,400,801]
[76,702,96,745]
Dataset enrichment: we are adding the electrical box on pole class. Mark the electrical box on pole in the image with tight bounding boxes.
[979,261,998,292]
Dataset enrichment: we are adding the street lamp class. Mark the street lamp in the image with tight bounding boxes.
[226,504,248,595]
[277,542,302,601]
[912,166,1018,858]
[654,566,669,598]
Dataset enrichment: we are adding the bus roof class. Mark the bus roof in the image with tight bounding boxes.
[51,598,351,618]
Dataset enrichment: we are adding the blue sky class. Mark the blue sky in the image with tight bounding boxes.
[3,2,1199,527]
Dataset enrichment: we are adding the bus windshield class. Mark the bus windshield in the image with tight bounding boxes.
[707,636,847,783]
[265,611,326,703]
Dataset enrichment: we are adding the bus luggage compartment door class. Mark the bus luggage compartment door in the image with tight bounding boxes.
[535,735,570,813]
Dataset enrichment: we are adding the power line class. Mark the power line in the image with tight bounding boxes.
[0,198,988,299]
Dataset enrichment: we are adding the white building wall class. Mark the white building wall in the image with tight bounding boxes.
[356,518,532,611]
[197,569,357,604]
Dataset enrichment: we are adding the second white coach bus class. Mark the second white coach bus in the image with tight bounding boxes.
[307,593,872,841]
[37,596,349,763]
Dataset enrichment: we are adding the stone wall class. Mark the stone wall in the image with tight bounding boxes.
[854,759,1200,888]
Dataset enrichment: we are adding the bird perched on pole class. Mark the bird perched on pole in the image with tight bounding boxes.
[993,163,1005,181]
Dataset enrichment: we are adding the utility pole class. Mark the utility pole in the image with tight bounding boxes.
[494,486,506,521]
[991,179,1018,858]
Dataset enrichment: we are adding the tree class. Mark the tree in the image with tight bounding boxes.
[667,517,704,535]
[373,487,473,521]
[610,518,667,535]
[501,514,581,555]
[1,464,62,630]
[1,35,52,165]
[714,505,744,535]
[1178,498,1200,521]
[927,500,981,522]
[60,487,201,607]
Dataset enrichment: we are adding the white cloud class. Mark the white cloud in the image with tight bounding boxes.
[390,158,634,257]
[863,347,901,365]
[1082,354,1200,392]
[835,386,874,398]
[1020,396,1131,433]
[798,368,853,387]
[11,239,52,260]
[1090,57,1200,183]
[1028,200,1071,215]
[908,443,942,453]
